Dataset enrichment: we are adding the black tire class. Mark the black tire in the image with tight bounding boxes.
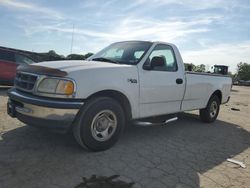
[199,95,220,123]
[73,97,125,151]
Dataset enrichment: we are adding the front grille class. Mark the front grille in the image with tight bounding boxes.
[15,72,38,92]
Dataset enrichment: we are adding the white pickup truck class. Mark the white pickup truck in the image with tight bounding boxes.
[7,41,232,151]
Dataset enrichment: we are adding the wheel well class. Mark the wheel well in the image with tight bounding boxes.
[212,90,222,103]
[87,90,132,121]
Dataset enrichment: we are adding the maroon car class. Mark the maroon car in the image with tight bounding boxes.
[0,48,35,85]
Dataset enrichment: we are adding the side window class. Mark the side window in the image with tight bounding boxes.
[0,50,15,62]
[148,44,177,71]
[15,54,34,65]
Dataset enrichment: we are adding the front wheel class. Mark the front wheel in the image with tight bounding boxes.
[199,95,220,123]
[73,97,125,151]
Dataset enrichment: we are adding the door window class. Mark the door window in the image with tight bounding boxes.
[148,44,177,71]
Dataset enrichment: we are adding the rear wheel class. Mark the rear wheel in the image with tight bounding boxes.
[200,95,220,123]
[73,97,125,151]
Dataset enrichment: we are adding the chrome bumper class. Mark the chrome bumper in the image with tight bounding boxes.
[15,102,79,121]
[7,88,83,132]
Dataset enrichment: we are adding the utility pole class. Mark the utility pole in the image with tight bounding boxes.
[70,24,75,54]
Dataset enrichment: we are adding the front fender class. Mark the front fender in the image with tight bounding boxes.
[68,66,140,118]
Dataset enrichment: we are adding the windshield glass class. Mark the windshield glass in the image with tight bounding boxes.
[88,41,153,65]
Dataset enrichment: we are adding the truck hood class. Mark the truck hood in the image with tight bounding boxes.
[17,60,135,77]
[33,60,132,72]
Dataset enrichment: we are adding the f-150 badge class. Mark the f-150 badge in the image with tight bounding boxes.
[127,78,137,84]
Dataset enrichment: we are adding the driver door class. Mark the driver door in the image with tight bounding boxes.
[138,44,185,118]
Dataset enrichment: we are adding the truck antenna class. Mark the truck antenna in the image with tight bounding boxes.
[70,24,75,54]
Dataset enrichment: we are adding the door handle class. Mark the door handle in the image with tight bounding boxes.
[176,78,183,84]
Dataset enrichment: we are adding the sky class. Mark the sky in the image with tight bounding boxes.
[0,0,250,72]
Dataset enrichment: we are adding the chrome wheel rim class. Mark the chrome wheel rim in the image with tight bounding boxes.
[210,101,218,118]
[91,110,117,142]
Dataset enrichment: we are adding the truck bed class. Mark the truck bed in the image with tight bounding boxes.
[181,72,232,111]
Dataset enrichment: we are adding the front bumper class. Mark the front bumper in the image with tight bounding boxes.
[7,88,83,132]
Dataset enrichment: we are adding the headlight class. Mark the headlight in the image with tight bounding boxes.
[37,78,75,97]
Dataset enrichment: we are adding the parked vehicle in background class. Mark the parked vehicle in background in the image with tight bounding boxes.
[7,41,232,151]
[238,80,250,86]
[213,65,229,75]
[0,47,35,85]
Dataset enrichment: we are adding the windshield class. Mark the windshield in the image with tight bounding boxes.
[88,41,153,65]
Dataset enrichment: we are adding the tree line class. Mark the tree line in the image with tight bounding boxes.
[32,50,93,62]
[184,63,206,72]
[236,62,250,81]
[184,62,250,81]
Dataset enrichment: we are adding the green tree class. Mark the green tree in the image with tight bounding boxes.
[42,50,65,61]
[195,64,206,72]
[237,62,250,81]
[66,52,94,60]
[67,54,85,60]
[83,52,94,59]
[37,51,93,62]
[184,63,196,71]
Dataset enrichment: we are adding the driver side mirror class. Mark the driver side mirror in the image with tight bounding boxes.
[143,56,165,70]
[151,56,165,68]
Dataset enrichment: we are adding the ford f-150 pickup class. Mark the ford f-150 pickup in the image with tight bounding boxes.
[7,41,232,151]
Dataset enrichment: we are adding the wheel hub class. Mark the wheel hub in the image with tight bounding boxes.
[210,101,218,118]
[91,110,117,142]
[96,116,109,131]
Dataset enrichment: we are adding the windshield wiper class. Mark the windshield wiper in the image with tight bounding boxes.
[91,57,119,64]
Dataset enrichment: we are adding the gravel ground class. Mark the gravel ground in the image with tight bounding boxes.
[0,86,249,188]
